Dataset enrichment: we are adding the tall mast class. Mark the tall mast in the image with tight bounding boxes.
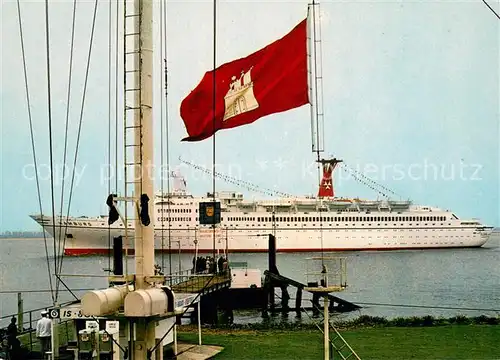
[309,0,325,164]
[309,1,341,199]
[82,2,160,358]
[132,0,154,289]
[132,0,156,357]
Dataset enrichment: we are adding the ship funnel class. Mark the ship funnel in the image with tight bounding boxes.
[317,158,342,198]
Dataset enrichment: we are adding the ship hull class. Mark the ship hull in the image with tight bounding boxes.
[61,245,487,256]
[37,224,492,256]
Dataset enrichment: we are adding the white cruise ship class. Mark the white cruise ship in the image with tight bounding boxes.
[30,170,493,256]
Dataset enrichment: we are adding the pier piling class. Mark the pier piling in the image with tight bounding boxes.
[113,236,123,276]
[17,292,23,333]
[268,234,277,311]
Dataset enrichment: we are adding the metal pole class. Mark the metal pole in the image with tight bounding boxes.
[324,295,329,360]
[212,224,216,265]
[29,311,33,352]
[197,299,202,345]
[53,303,59,358]
[17,292,23,333]
[194,236,199,271]
[178,241,181,273]
[51,317,55,359]
[173,324,177,355]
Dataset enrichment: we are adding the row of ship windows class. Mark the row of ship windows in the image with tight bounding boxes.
[60,216,462,226]
[223,223,452,227]
[59,221,92,226]
[222,233,470,239]
[154,216,449,223]
[158,217,191,222]
[282,235,470,239]
[62,216,469,227]
[152,223,468,232]
[227,216,448,223]
[158,208,194,213]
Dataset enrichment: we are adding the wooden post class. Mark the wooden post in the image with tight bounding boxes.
[17,292,23,332]
[173,324,177,355]
[52,310,60,358]
[178,241,181,274]
[29,311,33,351]
[268,235,276,310]
[295,288,302,314]
[324,295,329,360]
[197,299,202,345]
[225,228,228,259]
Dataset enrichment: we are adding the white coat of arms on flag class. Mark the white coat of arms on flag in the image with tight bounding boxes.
[223,67,259,121]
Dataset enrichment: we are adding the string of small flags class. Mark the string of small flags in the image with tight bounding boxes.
[338,165,390,199]
[179,158,293,198]
[339,163,404,199]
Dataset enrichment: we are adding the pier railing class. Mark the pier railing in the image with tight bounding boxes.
[1,266,232,348]
[167,268,232,294]
[0,299,75,352]
[304,257,348,291]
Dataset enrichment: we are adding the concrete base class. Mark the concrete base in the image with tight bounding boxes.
[175,343,224,360]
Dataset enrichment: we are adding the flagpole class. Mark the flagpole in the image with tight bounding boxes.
[307,5,315,156]
[311,0,323,164]
[212,0,217,263]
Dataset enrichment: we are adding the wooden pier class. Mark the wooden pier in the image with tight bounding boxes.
[170,272,231,295]
[264,270,360,313]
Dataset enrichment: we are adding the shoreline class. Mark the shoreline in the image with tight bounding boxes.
[177,314,500,333]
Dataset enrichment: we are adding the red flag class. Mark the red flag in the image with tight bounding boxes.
[180,19,309,141]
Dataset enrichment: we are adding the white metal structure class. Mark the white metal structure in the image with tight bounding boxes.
[80,0,160,358]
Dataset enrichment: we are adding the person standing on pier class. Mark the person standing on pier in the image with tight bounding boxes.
[36,311,51,358]
[6,317,17,345]
[6,316,20,360]
[217,256,223,274]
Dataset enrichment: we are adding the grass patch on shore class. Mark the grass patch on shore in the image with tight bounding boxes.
[178,325,500,359]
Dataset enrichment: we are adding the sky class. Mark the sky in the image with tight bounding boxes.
[0,0,499,231]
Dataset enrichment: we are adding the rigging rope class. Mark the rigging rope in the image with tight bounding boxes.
[58,0,100,285]
[148,274,218,355]
[160,0,172,274]
[339,163,403,199]
[43,0,58,305]
[16,0,55,304]
[55,0,77,297]
[179,158,294,198]
[275,292,500,316]
[160,0,165,271]
[115,0,119,193]
[310,1,325,266]
[212,0,218,262]
[482,0,500,20]
[338,163,405,200]
[107,0,113,273]
[164,6,172,276]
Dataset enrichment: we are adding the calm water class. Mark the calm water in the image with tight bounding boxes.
[1,233,499,327]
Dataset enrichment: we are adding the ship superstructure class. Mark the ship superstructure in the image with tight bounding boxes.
[30,172,493,255]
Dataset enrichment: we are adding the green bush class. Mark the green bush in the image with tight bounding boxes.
[471,315,500,325]
[422,315,435,326]
[449,315,471,325]
[194,314,499,331]
[389,317,408,327]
